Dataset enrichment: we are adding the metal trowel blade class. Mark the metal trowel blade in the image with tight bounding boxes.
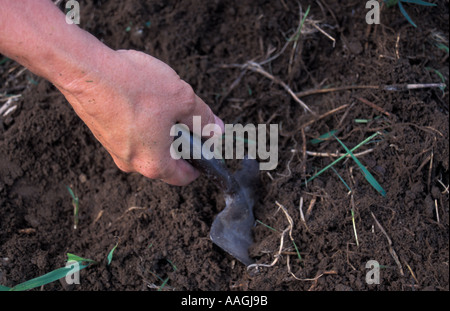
[210,158,259,266]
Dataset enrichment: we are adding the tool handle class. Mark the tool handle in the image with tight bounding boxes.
[172,124,238,192]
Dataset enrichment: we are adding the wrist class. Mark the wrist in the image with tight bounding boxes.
[0,0,115,95]
[49,39,116,94]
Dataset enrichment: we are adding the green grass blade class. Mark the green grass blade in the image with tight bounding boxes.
[149,270,165,283]
[107,242,119,265]
[331,166,352,192]
[291,240,303,262]
[166,259,177,272]
[305,132,381,185]
[384,0,399,7]
[67,253,96,264]
[66,186,80,229]
[398,1,417,27]
[0,57,10,66]
[66,186,77,201]
[256,219,278,232]
[400,0,437,6]
[158,277,169,291]
[333,135,386,197]
[425,67,446,92]
[436,43,449,54]
[290,5,311,42]
[9,263,89,291]
[2,253,95,291]
[354,119,370,124]
[309,130,338,145]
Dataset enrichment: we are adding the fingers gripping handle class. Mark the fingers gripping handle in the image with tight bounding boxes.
[172,124,238,193]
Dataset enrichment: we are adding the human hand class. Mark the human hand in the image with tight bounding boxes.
[57,49,224,186]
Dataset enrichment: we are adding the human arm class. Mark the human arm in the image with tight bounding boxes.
[0,0,224,185]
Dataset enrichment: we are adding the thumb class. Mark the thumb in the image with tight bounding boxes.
[160,94,223,186]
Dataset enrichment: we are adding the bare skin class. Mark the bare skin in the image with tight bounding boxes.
[0,0,224,186]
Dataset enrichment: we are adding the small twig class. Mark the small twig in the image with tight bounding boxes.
[356,97,392,117]
[395,33,400,60]
[310,22,336,47]
[0,94,21,104]
[414,153,432,176]
[299,197,308,231]
[93,210,104,224]
[219,69,247,105]
[247,226,288,271]
[296,85,379,97]
[434,199,440,223]
[301,104,349,129]
[371,212,404,276]
[248,201,302,272]
[13,67,27,79]
[276,202,301,260]
[346,243,357,271]
[2,105,17,117]
[428,148,434,192]
[305,148,374,158]
[287,262,336,282]
[288,5,308,76]
[276,150,295,178]
[337,102,355,128]
[295,83,446,98]
[436,178,449,194]
[404,261,419,284]
[245,61,315,114]
[392,83,446,91]
[301,128,307,176]
[305,195,317,219]
[350,194,359,247]
[219,61,315,114]
[115,206,147,222]
[404,122,444,138]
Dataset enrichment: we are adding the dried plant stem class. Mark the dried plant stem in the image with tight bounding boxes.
[248,201,302,272]
[305,195,317,219]
[247,226,288,271]
[356,97,392,117]
[301,104,349,129]
[220,61,314,114]
[248,61,314,114]
[295,83,446,98]
[434,199,440,223]
[350,195,359,247]
[305,148,374,158]
[299,197,307,226]
[371,212,404,276]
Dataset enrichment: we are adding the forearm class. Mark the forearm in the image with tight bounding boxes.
[1,0,223,186]
[0,0,114,91]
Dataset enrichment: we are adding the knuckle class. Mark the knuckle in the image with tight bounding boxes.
[114,160,133,173]
[175,82,197,114]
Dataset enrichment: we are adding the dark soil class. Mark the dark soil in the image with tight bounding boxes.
[1,0,448,291]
